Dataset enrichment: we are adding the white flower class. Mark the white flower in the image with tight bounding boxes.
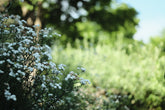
[43,35,48,37]
[9,24,15,28]
[4,90,11,97]
[32,32,37,36]
[21,20,26,23]
[18,46,25,52]
[80,78,90,85]
[55,83,61,89]
[115,99,119,103]
[4,90,17,101]
[12,50,19,54]
[28,67,34,72]
[43,75,46,81]
[77,67,86,72]
[33,52,40,62]
[58,86,61,89]
[3,30,10,34]
[81,67,86,72]
[37,99,42,103]
[9,69,15,77]
[16,77,21,81]
[35,63,43,71]
[48,93,53,96]
[30,46,36,51]
[16,28,21,33]
[44,45,51,52]
[49,62,56,68]
[21,39,32,45]
[7,59,14,64]
[17,70,25,76]
[33,52,40,58]
[65,74,70,80]
[42,51,52,60]
[53,32,61,37]
[54,70,61,74]
[10,95,17,101]
[0,70,4,74]
[65,74,76,80]
[69,71,74,74]
[41,83,46,88]
[14,63,23,68]
[0,60,5,64]
[33,24,40,28]
[3,52,10,56]
[58,64,66,71]
[49,83,54,87]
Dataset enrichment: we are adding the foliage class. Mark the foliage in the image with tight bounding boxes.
[52,38,165,109]
[0,14,90,109]
[2,0,165,110]
[150,29,165,55]
[4,0,138,43]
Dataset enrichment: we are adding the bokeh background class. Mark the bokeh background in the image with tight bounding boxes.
[1,0,165,109]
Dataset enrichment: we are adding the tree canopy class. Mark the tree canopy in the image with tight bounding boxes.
[2,0,139,43]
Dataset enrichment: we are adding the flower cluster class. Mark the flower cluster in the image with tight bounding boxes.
[0,14,89,109]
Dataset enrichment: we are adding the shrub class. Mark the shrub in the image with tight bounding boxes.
[52,39,165,109]
[0,14,90,109]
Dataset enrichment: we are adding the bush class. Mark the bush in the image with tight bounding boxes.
[0,14,90,109]
[52,39,165,109]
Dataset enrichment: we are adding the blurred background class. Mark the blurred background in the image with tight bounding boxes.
[1,0,165,109]
[120,0,165,43]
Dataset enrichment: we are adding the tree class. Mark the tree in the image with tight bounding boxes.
[4,0,138,43]
[150,29,165,55]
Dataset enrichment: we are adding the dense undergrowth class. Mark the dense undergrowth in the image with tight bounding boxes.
[52,38,165,110]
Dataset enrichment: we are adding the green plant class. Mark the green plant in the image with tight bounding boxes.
[52,38,165,109]
[0,14,90,109]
